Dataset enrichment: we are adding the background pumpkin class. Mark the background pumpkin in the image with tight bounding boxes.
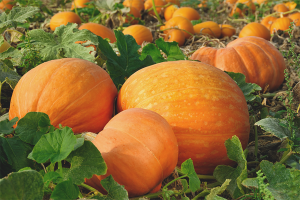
[172,7,201,21]
[117,60,250,175]
[85,108,178,197]
[71,0,90,10]
[190,36,285,91]
[219,24,236,38]
[165,0,180,6]
[50,12,81,31]
[229,0,256,17]
[9,58,117,134]
[239,22,270,40]
[164,16,195,39]
[193,21,221,38]
[164,29,185,46]
[260,16,277,30]
[0,0,14,10]
[273,3,289,16]
[270,17,293,34]
[164,4,178,21]
[123,25,153,45]
[289,12,300,26]
[78,23,116,43]
[123,0,144,12]
[144,0,166,15]
[125,6,141,25]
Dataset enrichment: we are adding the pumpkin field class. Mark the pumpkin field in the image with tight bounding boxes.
[1,0,300,199]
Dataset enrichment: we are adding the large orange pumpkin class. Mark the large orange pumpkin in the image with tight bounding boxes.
[190,36,285,91]
[239,22,270,40]
[85,108,178,197]
[78,23,116,43]
[172,7,201,21]
[164,16,195,39]
[50,12,82,31]
[9,58,117,134]
[117,60,250,175]
[193,21,221,38]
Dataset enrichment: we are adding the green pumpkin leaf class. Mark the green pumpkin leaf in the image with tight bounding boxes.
[191,19,202,26]
[0,60,21,89]
[15,112,53,145]
[44,171,63,188]
[0,47,22,66]
[63,141,107,185]
[140,43,165,63]
[29,126,77,163]
[50,179,79,200]
[98,30,155,89]
[181,158,201,193]
[0,170,44,200]
[0,116,18,135]
[205,179,231,200]
[213,136,247,199]
[27,23,98,62]
[226,72,261,102]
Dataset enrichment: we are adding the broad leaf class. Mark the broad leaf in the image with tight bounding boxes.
[140,43,165,63]
[226,72,261,102]
[29,126,77,163]
[0,60,21,89]
[205,179,231,200]
[181,158,200,192]
[0,170,44,200]
[63,141,107,185]
[44,172,63,188]
[0,47,22,66]
[0,6,39,30]
[95,0,122,12]
[98,30,155,88]
[15,112,53,145]
[213,136,247,199]
[0,117,18,135]
[27,23,98,62]
[50,179,79,200]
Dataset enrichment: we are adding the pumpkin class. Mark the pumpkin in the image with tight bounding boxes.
[273,3,289,16]
[198,0,207,8]
[123,0,144,12]
[0,0,14,10]
[123,25,153,45]
[117,60,250,175]
[193,21,221,38]
[230,0,256,17]
[85,108,178,197]
[260,16,277,30]
[239,22,270,40]
[78,23,116,43]
[9,58,117,133]
[285,2,297,11]
[125,6,141,25]
[165,0,180,6]
[289,12,300,26]
[164,4,178,21]
[0,39,11,53]
[270,17,293,34]
[219,24,236,38]
[71,0,90,9]
[172,7,201,21]
[164,16,195,39]
[190,36,285,91]
[226,0,238,5]
[144,0,166,15]
[50,12,81,31]
[164,29,185,46]
[253,0,267,5]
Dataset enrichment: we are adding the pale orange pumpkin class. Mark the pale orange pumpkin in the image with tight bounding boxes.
[50,12,82,31]
[123,25,153,45]
[270,17,293,34]
[285,1,297,10]
[71,0,90,10]
[194,21,221,38]
[117,60,250,175]
[164,16,195,39]
[164,4,178,21]
[190,36,286,91]
[172,7,201,21]
[260,16,277,30]
[85,108,178,197]
[9,58,117,134]
[144,0,166,15]
[289,12,300,26]
[164,29,185,46]
[125,6,141,25]
[239,22,270,40]
[230,0,256,17]
[123,0,144,12]
[273,3,289,16]
[78,23,116,43]
[219,24,236,38]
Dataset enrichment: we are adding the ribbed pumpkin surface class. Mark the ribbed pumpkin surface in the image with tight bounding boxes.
[239,22,270,40]
[9,58,117,134]
[190,36,285,91]
[117,60,250,174]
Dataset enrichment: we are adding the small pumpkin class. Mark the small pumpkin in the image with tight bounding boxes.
[9,58,117,133]
[273,3,289,16]
[285,1,297,10]
[230,0,256,17]
[144,0,166,15]
[50,12,82,31]
[0,0,14,10]
[164,29,185,46]
[172,7,201,21]
[117,60,250,175]
[270,17,293,34]
[85,108,178,197]
[123,0,144,12]
[260,16,277,30]
[239,22,270,40]
[164,16,195,39]
[123,25,153,45]
[125,6,141,25]
[219,24,236,38]
[190,36,286,91]
[164,4,178,21]
[198,0,207,8]
[289,12,300,26]
[253,0,267,5]
[193,21,221,38]
[78,23,116,43]
[71,0,90,9]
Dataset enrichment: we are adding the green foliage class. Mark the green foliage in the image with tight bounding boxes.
[50,179,79,200]
[205,179,231,200]
[98,30,155,89]
[0,116,17,135]
[181,158,201,192]
[191,19,202,26]
[0,60,21,98]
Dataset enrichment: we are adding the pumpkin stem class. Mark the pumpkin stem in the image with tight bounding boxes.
[151,0,164,26]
